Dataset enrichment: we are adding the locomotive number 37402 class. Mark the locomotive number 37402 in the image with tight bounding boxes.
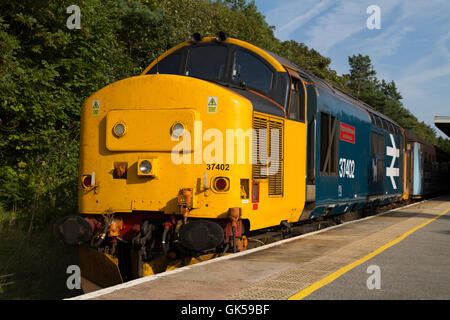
[206,163,230,171]
[339,158,355,179]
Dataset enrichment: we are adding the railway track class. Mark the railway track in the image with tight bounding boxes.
[0,274,15,294]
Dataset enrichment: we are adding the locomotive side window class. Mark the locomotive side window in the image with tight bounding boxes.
[186,45,228,81]
[381,119,388,131]
[375,116,382,128]
[377,158,384,183]
[233,50,273,93]
[288,78,305,122]
[371,132,377,154]
[371,132,384,155]
[388,122,393,133]
[319,112,339,176]
[377,133,384,155]
[147,53,182,75]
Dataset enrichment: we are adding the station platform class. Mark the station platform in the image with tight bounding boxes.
[71,195,450,300]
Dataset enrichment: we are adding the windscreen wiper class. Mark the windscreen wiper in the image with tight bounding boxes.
[234,72,247,89]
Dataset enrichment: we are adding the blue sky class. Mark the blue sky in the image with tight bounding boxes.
[253,0,450,137]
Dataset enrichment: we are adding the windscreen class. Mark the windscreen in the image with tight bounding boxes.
[185,45,228,81]
[147,53,181,75]
[233,50,273,92]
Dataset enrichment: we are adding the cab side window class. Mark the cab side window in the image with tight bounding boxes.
[288,78,305,122]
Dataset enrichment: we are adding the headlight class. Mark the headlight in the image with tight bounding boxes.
[137,158,159,177]
[113,122,126,137]
[171,122,184,138]
[139,160,152,174]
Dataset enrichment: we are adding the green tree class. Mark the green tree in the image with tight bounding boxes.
[380,79,402,102]
[0,0,143,221]
[347,54,377,98]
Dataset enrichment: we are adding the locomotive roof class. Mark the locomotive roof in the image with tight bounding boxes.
[144,35,401,129]
[263,49,401,128]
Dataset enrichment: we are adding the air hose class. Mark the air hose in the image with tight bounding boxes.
[90,223,109,248]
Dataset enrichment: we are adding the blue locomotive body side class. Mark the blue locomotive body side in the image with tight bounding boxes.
[373,128,403,203]
[306,80,403,219]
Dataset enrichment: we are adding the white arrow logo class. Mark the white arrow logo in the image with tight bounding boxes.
[386,134,399,189]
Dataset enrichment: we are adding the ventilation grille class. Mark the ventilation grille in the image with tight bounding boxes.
[252,115,267,180]
[252,114,284,196]
[268,119,283,196]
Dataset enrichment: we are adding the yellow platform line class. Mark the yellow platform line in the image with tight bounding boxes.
[288,207,450,300]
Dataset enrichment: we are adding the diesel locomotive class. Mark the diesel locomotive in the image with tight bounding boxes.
[54,33,449,292]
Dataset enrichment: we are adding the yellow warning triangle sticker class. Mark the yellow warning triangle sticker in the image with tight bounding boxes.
[208,97,217,106]
[92,100,100,116]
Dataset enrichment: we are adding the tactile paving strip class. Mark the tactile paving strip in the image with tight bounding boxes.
[230,269,329,300]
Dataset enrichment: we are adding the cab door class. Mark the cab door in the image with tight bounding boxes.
[284,67,309,221]
[286,69,311,200]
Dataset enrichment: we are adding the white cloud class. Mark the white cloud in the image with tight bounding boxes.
[351,1,447,58]
[396,30,450,136]
[306,1,367,54]
[397,29,450,101]
[355,26,416,57]
[273,0,334,41]
[302,0,402,55]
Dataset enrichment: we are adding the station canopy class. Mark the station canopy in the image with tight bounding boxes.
[434,116,450,138]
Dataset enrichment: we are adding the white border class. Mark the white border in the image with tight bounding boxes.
[68,199,426,300]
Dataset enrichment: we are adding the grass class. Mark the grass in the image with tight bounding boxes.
[0,208,84,299]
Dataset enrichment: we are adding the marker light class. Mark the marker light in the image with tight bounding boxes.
[113,122,126,137]
[82,175,92,189]
[139,160,152,174]
[213,177,230,192]
[171,122,185,139]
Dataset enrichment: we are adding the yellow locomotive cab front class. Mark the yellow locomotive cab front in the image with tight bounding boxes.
[79,73,254,217]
